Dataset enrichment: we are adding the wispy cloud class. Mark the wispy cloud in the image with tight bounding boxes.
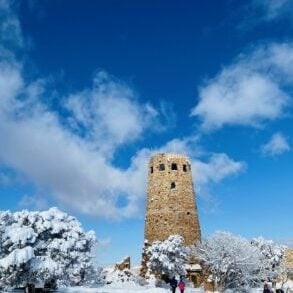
[18,194,49,210]
[65,71,160,157]
[191,43,293,131]
[261,132,290,156]
[0,172,11,185]
[154,137,246,197]
[0,0,24,50]
[171,147,245,214]
[0,61,157,219]
[192,153,245,186]
[279,238,293,248]
[98,238,112,248]
[0,0,246,220]
[252,0,293,22]
[0,0,177,220]
[0,63,245,219]
[237,0,293,31]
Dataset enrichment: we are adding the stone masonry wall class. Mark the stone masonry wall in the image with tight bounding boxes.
[144,153,201,246]
[285,249,293,270]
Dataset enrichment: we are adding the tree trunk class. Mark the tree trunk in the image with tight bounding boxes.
[26,283,35,293]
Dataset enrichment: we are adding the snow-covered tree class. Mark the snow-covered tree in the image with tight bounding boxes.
[0,207,96,290]
[146,235,188,278]
[251,237,287,281]
[193,231,264,291]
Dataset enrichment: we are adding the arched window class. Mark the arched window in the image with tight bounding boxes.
[159,164,165,171]
[183,164,187,172]
[171,182,176,189]
[150,166,153,173]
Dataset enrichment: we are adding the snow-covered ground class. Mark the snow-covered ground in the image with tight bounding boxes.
[57,264,293,293]
[58,280,293,293]
[60,285,203,293]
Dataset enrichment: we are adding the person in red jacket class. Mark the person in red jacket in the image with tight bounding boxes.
[178,277,185,293]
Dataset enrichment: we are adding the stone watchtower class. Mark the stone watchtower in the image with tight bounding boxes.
[141,153,201,276]
[144,153,201,244]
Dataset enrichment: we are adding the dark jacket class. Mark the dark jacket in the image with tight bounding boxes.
[170,277,178,287]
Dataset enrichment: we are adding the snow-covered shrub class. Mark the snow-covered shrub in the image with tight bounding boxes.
[251,237,287,281]
[0,207,97,290]
[193,231,264,291]
[146,235,188,278]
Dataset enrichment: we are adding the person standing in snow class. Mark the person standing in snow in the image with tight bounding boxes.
[170,276,178,293]
[178,277,185,293]
[263,283,273,293]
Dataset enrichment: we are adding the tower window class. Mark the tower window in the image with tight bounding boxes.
[159,164,165,171]
[171,163,177,170]
[183,164,187,172]
[171,182,176,189]
[150,166,153,173]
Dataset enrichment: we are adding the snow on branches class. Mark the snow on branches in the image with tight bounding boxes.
[251,237,287,280]
[193,231,287,291]
[193,231,264,290]
[0,207,96,290]
[146,235,188,277]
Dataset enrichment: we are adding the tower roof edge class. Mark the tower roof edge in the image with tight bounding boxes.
[150,152,190,160]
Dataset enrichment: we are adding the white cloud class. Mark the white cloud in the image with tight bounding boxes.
[261,132,290,156]
[0,0,23,49]
[156,138,245,214]
[253,0,293,21]
[97,238,112,248]
[191,43,293,130]
[278,238,293,248]
[0,2,246,219]
[18,194,49,210]
[0,59,177,220]
[0,61,156,219]
[192,153,245,187]
[157,136,202,158]
[0,60,245,218]
[154,137,245,193]
[0,172,11,185]
[238,0,293,31]
[65,71,159,157]
[65,71,176,158]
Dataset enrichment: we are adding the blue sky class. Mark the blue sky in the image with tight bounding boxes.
[0,0,292,265]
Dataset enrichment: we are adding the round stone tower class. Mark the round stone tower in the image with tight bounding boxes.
[144,153,201,246]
